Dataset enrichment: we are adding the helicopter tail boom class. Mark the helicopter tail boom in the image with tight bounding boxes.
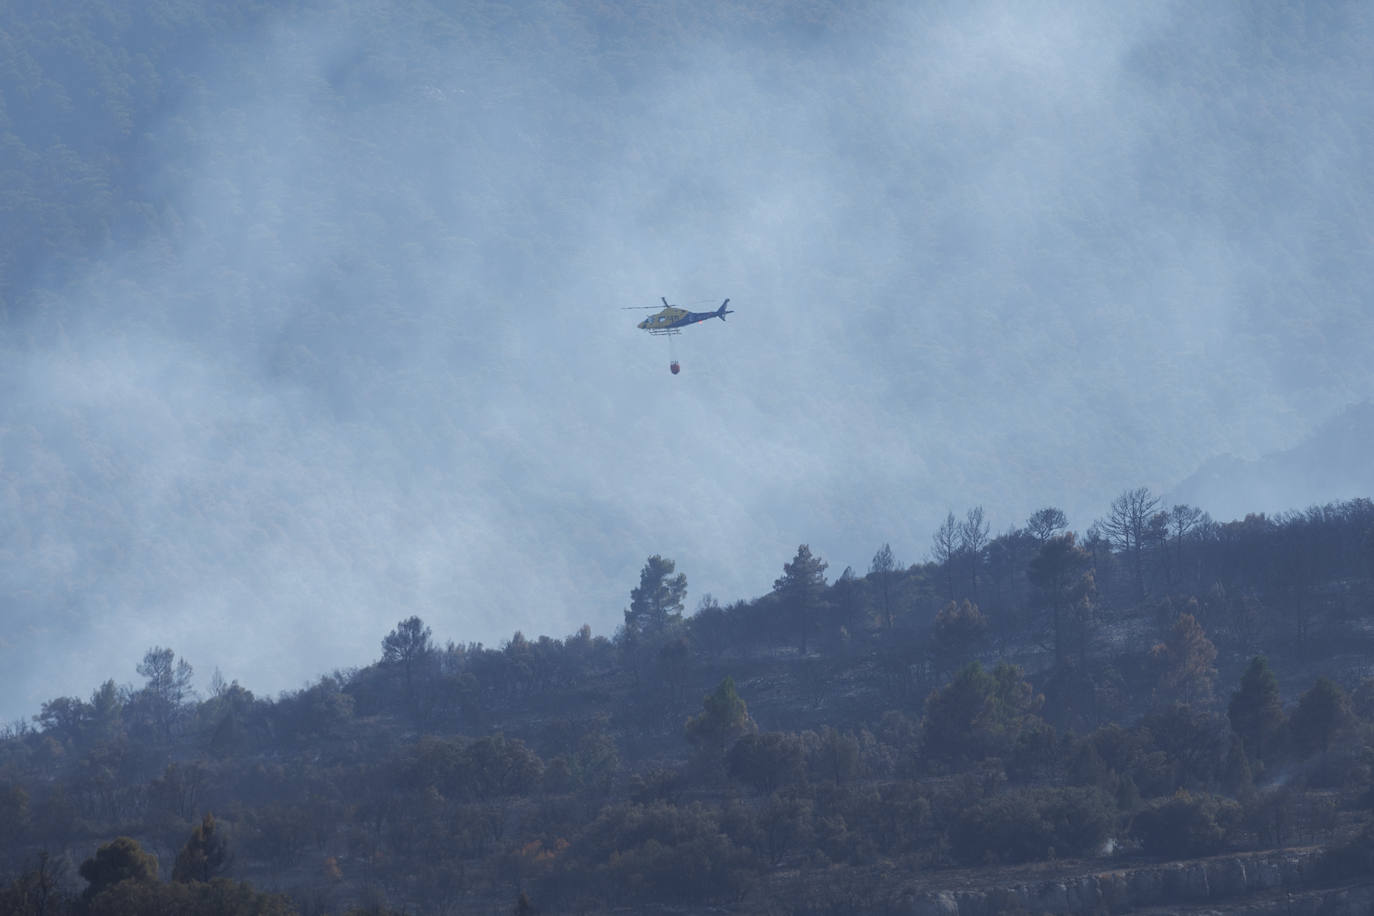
[715,298,732,320]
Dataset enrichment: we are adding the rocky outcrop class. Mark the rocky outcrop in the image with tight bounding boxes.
[903,849,1372,915]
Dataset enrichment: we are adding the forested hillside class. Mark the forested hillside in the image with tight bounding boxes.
[4,493,1374,913]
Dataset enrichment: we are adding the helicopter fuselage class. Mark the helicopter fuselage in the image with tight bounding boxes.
[636,299,732,335]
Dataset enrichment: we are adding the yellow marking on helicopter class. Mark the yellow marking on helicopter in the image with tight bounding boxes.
[637,307,690,334]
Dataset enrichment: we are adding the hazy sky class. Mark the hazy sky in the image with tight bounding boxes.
[4,0,1373,722]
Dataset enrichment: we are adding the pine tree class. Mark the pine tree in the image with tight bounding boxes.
[382,616,435,718]
[1290,677,1352,758]
[1151,613,1217,707]
[625,555,687,641]
[1099,487,1162,598]
[922,661,1040,768]
[685,676,756,755]
[869,544,898,630]
[775,545,828,654]
[1222,733,1254,799]
[172,813,232,883]
[1026,507,1069,543]
[932,600,989,671]
[931,513,960,599]
[1028,533,1095,667]
[1228,656,1286,764]
[137,647,194,740]
[88,679,124,743]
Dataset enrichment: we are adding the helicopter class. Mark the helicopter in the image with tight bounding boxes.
[634,297,733,335]
[626,298,733,374]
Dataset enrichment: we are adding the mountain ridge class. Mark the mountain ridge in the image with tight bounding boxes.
[1167,400,1374,519]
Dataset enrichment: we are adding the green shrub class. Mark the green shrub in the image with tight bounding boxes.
[1131,790,1239,858]
[950,787,1114,865]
